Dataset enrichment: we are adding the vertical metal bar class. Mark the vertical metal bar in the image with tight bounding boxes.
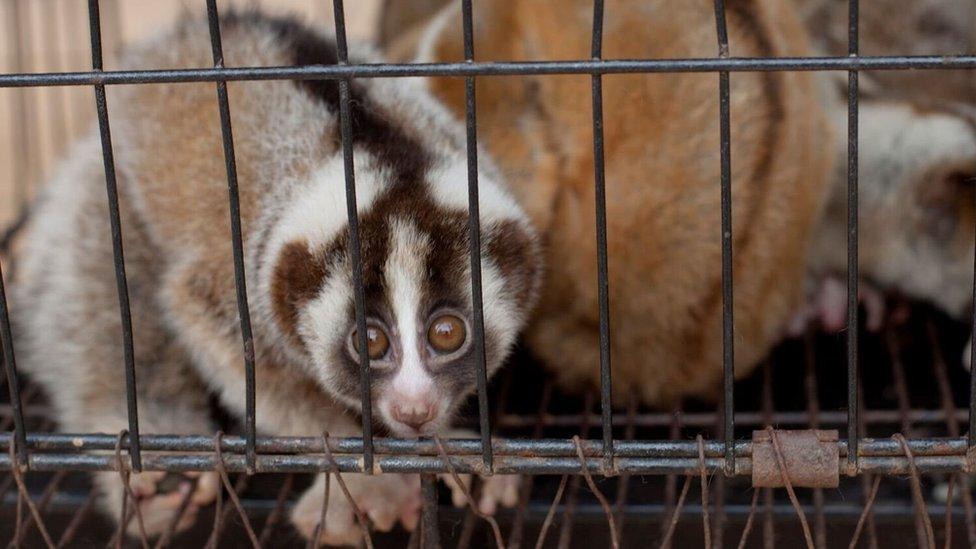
[204,0,257,474]
[846,0,860,472]
[420,473,441,549]
[460,0,493,472]
[0,260,27,467]
[713,0,735,476]
[331,0,374,472]
[590,0,615,471]
[87,0,141,472]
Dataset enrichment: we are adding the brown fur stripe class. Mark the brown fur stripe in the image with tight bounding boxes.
[223,11,434,184]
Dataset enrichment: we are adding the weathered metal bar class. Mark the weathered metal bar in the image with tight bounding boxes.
[0,433,970,459]
[1,56,976,88]
[0,452,969,476]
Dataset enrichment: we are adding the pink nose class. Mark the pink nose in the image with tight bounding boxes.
[391,400,436,430]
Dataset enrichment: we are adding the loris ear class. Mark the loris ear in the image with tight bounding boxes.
[486,220,543,311]
[270,240,327,347]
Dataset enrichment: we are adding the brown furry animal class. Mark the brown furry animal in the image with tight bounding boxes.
[386,0,834,404]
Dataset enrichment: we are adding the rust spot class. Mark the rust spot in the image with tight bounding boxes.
[752,429,839,488]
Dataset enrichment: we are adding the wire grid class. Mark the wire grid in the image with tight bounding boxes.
[0,0,975,547]
[2,305,976,547]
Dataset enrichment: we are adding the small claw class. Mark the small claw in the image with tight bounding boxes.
[817,277,848,332]
[142,489,186,511]
[440,473,471,508]
[191,472,220,506]
[478,475,520,515]
[400,504,419,532]
[175,504,201,532]
[398,480,422,531]
[128,471,166,499]
[478,494,498,516]
[860,285,886,332]
[502,478,519,508]
[366,506,398,533]
[785,307,813,337]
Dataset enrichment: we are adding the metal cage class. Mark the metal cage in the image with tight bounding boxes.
[2,0,976,547]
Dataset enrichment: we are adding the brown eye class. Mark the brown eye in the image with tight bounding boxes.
[352,325,390,360]
[427,314,466,354]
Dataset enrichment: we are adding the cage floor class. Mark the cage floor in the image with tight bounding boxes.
[2,299,975,548]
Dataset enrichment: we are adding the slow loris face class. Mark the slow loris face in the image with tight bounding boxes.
[853,103,976,318]
[269,156,540,437]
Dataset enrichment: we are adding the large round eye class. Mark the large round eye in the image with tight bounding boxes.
[351,325,390,360]
[427,314,466,354]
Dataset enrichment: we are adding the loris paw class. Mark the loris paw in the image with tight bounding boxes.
[292,472,421,547]
[97,470,219,538]
[436,429,521,515]
[441,472,520,515]
[788,275,888,336]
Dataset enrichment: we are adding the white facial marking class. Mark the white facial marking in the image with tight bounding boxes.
[427,160,530,226]
[302,269,352,388]
[385,219,434,399]
[272,150,387,251]
[479,260,521,353]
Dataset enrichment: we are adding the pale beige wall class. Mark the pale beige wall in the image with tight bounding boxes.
[0,0,381,225]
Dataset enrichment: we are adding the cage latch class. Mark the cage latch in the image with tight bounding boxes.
[751,429,839,488]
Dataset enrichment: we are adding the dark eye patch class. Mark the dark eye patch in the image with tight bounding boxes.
[270,240,328,345]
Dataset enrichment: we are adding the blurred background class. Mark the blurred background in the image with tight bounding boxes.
[0,0,383,227]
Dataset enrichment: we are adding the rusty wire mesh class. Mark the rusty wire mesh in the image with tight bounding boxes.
[2,303,976,547]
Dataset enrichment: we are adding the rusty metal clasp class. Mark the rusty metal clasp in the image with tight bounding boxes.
[752,429,839,488]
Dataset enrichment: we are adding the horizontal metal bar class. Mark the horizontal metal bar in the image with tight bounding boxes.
[0,433,969,459]
[5,491,969,524]
[0,452,968,475]
[0,55,974,88]
[493,408,974,428]
[0,433,746,458]
[0,453,731,475]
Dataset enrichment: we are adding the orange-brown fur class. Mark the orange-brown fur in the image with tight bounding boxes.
[392,0,834,404]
